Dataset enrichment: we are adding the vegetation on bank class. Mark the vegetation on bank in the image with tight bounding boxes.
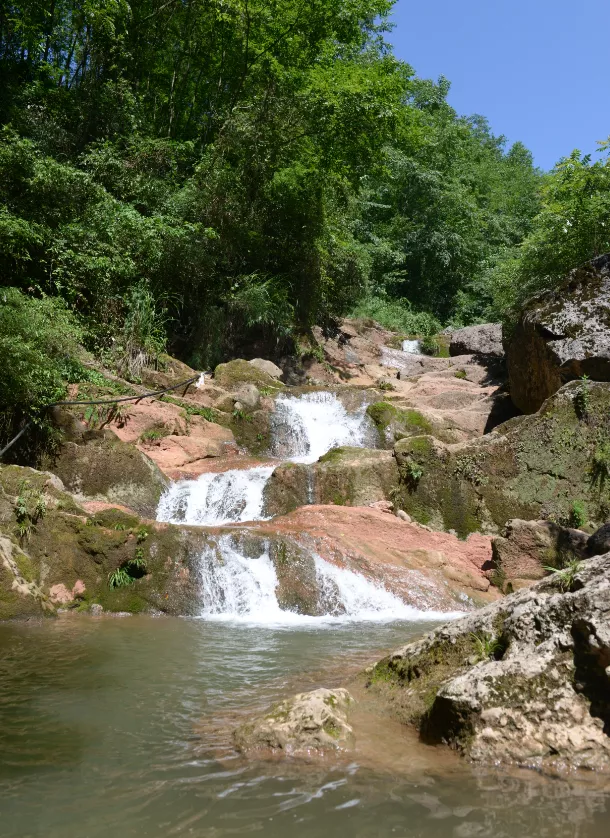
[1,1,609,455]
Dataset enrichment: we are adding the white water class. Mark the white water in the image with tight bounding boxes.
[157,392,373,526]
[271,391,371,463]
[195,537,456,625]
[402,339,421,354]
[157,466,274,525]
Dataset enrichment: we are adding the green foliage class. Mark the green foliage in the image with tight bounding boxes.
[13,479,46,542]
[350,296,440,335]
[0,0,544,376]
[419,335,440,356]
[108,567,132,589]
[470,632,501,662]
[139,427,169,444]
[569,500,587,529]
[404,459,424,487]
[108,548,148,589]
[543,559,583,592]
[454,369,467,380]
[485,142,610,322]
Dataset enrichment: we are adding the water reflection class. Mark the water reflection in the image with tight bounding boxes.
[0,616,608,838]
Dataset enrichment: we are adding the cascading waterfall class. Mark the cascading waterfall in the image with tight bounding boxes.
[194,536,451,624]
[270,391,372,463]
[157,392,373,526]
[402,339,421,354]
[157,466,274,526]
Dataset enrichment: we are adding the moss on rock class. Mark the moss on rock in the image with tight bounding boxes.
[392,382,610,536]
[213,359,283,390]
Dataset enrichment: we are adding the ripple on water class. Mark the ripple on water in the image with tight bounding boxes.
[0,616,609,838]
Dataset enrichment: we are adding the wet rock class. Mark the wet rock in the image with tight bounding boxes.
[491,519,588,591]
[249,358,283,380]
[391,381,610,537]
[368,553,610,773]
[256,505,495,610]
[507,254,610,413]
[0,463,230,619]
[449,323,503,358]
[263,447,400,516]
[234,688,354,754]
[90,603,104,615]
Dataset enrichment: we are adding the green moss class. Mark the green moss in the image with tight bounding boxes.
[318,446,349,463]
[213,359,283,390]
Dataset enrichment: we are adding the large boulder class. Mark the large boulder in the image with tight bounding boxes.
[367,553,610,773]
[213,359,283,390]
[449,323,503,358]
[249,358,283,380]
[234,688,354,754]
[392,380,610,537]
[49,430,168,518]
[507,254,610,413]
[262,447,400,516]
[257,505,496,610]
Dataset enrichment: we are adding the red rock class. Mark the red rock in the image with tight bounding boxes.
[256,505,497,611]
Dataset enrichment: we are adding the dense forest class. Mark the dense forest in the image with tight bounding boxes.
[1,0,610,440]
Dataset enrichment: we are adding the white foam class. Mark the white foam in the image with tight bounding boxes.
[194,537,461,626]
[271,391,371,464]
[156,466,274,526]
[402,339,421,354]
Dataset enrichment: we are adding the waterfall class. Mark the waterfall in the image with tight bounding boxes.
[194,537,453,624]
[157,466,275,526]
[157,391,374,525]
[270,391,372,463]
[402,339,421,354]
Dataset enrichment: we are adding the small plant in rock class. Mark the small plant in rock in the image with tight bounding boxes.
[543,558,582,592]
[454,369,467,380]
[574,375,590,419]
[14,480,46,542]
[139,426,169,444]
[135,527,149,543]
[590,441,610,491]
[129,548,147,572]
[377,380,395,391]
[404,459,424,489]
[470,632,501,661]
[108,566,133,589]
[568,500,587,529]
[232,408,252,422]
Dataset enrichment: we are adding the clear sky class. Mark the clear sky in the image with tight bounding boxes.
[388,0,610,171]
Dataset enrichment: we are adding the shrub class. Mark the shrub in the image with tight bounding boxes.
[0,288,83,459]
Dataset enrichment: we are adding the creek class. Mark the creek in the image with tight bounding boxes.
[1,389,608,836]
[1,616,608,838]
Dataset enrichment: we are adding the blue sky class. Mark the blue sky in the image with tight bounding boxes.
[389,0,610,171]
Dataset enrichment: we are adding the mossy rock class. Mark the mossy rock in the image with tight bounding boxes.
[49,432,168,518]
[0,463,226,619]
[392,382,610,536]
[213,359,283,391]
[227,408,272,455]
[263,447,399,516]
[366,402,459,447]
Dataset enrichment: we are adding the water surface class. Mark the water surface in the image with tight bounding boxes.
[1,616,608,838]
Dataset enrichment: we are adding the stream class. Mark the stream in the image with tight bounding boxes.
[1,385,608,835]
